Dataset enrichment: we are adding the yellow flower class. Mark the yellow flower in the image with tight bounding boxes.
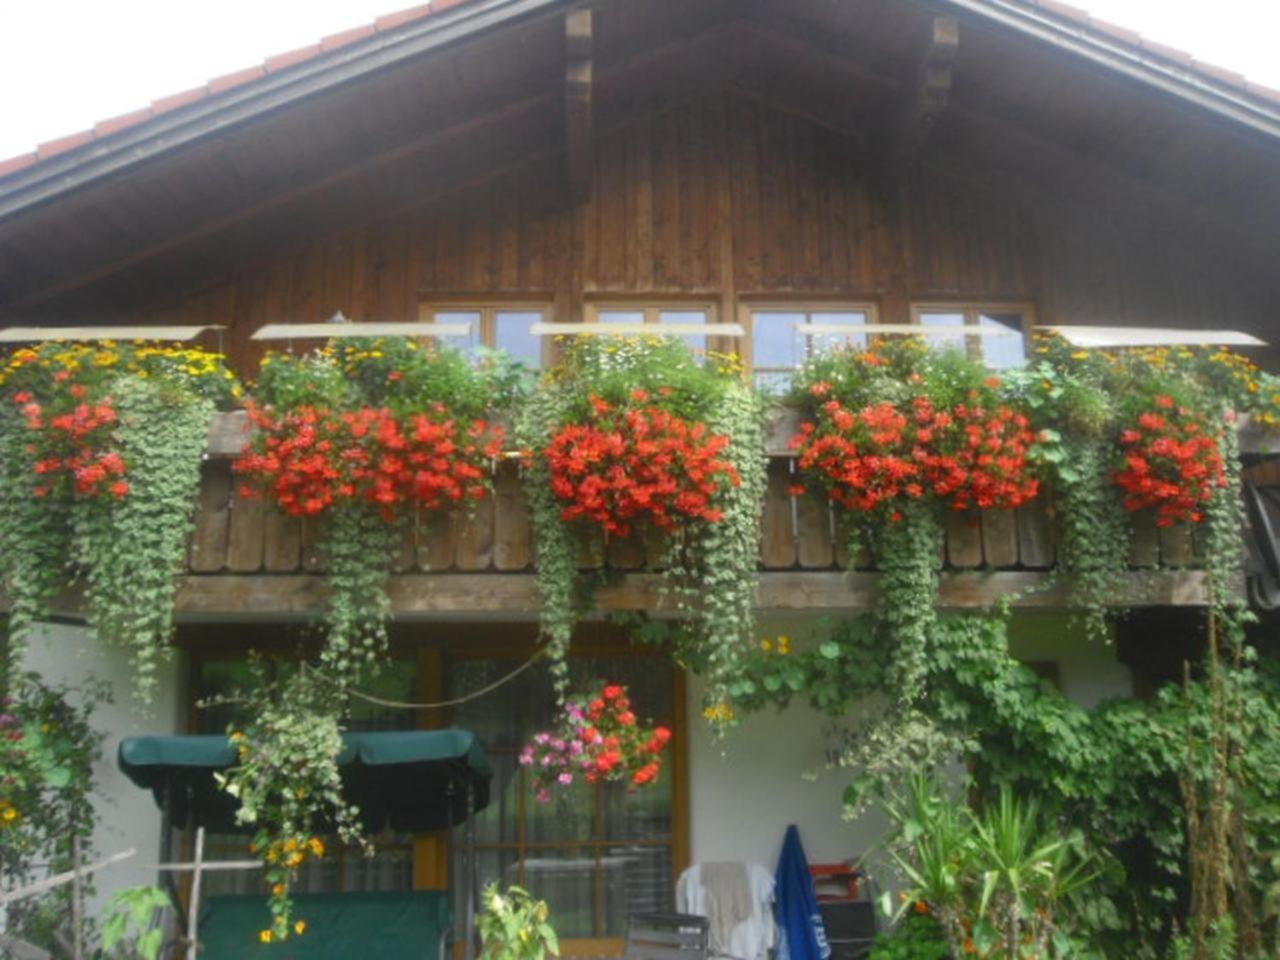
[272,883,285,896]
[759,638,773,653]
[259,930,274,944]
[294,920,308,936]
[307,837,325,857]
[777,634,791,655]
[702,703,735,724]
[1070,351,1088,360]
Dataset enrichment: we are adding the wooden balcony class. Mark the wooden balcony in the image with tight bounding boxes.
[164,412,1232,619]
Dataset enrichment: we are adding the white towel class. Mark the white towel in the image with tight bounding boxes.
[677,862,776,960]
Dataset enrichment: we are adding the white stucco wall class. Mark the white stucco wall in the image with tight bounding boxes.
[685,611,1133,878]
[20,622,184,915]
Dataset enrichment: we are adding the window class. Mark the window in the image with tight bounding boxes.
[420,303,550,368]
[586,303,719,353]
[913,304,1033,370]
[447,653,681,946]
[745,305,877,393]
[191,655,420,897]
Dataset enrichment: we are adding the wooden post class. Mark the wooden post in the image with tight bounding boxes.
[70,835,83,960]
[187,826,206,959]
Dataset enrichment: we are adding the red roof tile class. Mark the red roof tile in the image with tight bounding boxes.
[2,0,1280,187]
[264,44,324,73]
[36,129,96,159]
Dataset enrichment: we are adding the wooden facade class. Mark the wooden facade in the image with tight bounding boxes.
[4,0,1280,620]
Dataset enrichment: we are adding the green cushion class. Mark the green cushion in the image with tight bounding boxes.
[199,891,452,960]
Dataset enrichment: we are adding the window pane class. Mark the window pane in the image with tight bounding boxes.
[807,310,869,355]
[658,309,709,353]
[433,310,482,350]
[753,312,804,369]
[918,311,967,355]
[978,313,1027,370]
[600,778,673,842]
[602,843,675,929]
[494,310,543,367]
[521,848,598,938]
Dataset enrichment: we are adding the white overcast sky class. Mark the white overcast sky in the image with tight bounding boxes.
[0,0,1277,160]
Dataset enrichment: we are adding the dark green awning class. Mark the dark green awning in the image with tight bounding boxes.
[118,729,491,833]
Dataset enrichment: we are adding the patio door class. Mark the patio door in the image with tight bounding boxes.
[446,648,687,956]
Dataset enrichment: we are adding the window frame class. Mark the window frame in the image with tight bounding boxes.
[418,299,553,367]
[910,301,1037,366]
[739,300,881,386]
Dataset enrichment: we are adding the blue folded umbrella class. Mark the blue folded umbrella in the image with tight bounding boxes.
[774,825,831,960]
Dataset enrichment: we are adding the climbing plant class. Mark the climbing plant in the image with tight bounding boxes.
[0,341,239,700]
[516,336,766,713]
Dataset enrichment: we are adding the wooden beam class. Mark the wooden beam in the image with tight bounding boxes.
[564,6,594,203]
[149,570,1223,618]
[892,16,960,170]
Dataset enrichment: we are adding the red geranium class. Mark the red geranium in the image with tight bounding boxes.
[10,383,129,501]
[235,400,503,520]
[1113,395,1225,526]
[521,682,672,802]
[544,392,740,538]
[790,387,1039,515]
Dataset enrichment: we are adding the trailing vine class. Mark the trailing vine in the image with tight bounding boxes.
[214,666,363,944]
[72,377,213,700]
[789,339,1040,704]
[235,337,506,683]
[516,336,766,708]
[0,342,238,699]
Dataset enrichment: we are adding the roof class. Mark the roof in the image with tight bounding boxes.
[1,0,1278,203]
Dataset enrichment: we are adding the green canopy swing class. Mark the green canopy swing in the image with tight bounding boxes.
[118,729,493,960]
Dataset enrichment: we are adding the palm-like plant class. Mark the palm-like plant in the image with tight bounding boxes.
[878,776,1103,959]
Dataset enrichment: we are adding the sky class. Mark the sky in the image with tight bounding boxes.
[0,0,1277,161]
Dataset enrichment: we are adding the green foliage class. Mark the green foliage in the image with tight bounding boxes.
[99,885,172,960]
[477,883,560,960]
[73,377,213,700]
[214,666,365,943]
[248,336,514,684]
[516,336,766,706]
[0,341,234,699]
[0,672,107,951]
[867,913,951,960]
[878,775,1104,959]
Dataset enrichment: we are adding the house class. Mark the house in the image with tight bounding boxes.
[3,0,1280,953]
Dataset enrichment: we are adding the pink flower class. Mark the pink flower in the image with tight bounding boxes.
[558,773,573,786]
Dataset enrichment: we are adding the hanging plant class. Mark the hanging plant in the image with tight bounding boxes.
[520,681,672,802]
[234,337,506,682]
[790,339,1040,702]
[0,342,239,699]
[214,667,362,945]
[516,336,766,709]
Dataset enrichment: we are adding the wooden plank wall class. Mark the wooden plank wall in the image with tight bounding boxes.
[133,93,1047,375]
[186,457,1205,576]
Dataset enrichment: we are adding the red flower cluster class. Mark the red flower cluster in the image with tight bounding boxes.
[10,388,130,500]
[1113,395,1225,526]
[235,402,503,520]
[521,682,673,802]
[544,391,740,538]
[791,383,1039,514]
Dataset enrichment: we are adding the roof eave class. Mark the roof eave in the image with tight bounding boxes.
[945,0,1280,142]
[0,0,565,221]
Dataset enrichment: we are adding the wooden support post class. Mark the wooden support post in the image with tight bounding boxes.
[564,7,594,204]
[71,835,84,960]
[187,826,205,959]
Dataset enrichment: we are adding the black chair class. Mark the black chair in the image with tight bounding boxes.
[625,913,711,960]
